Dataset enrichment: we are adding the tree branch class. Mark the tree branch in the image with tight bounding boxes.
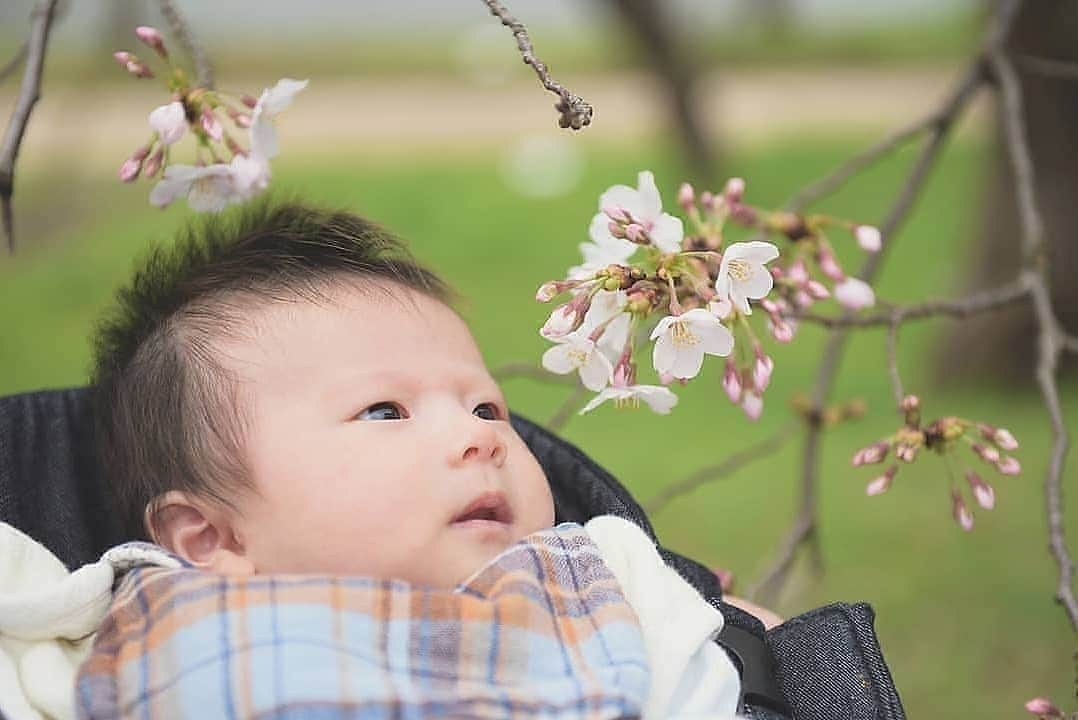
[158,0,213,89]
[481,0,593,130]
[886,312,904,407]
[1016,53,1078,82]
[0,0,60,253]
[788,277,1031,328]
[645,420,798,514]
[990,36,1077,629]
[547,384,587,433]
[748,4,1022,602]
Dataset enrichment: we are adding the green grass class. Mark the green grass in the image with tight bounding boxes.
[2,135,1074,718]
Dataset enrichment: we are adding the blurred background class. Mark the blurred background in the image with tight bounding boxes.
[2,1,1076,716]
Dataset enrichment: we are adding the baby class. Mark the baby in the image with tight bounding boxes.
[83,201,758,718]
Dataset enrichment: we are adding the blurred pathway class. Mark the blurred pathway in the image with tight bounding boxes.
[3,66,990,173]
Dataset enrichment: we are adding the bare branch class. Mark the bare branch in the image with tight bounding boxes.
[481,0,593,130]
[0,0,60,253]
[1064,333,1078,355]
[491,362,577,386]
[645,420,799,514]
[785,61,986,213]
[747,3,1026,601]
[789,278,1031,328]
[1016,53,1078,82]
[158,0,213,89]
[991,39,1077,630]
[0,42,28,84]
[547,385,587,433]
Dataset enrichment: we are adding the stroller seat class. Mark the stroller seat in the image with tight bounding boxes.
[0,388,905,720]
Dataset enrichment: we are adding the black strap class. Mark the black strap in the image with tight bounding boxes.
[716,623,793,718]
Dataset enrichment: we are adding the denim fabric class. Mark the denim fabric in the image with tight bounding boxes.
[766,603,906,720]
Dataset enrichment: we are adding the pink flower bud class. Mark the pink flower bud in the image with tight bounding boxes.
[603,205,630,224]
[787,259,809,285]
[536,281,559,302]
[113,51,133,67]
[142,148,164,178]
[200,106,224,141]
[834,277,876,310]
[241,94,259,109]
[740,391,763,421]
[677,182,695,212]
[540,303,580,339]
[700,191,714,211]
[760,298,781,315]
[866,466,897,496]
[118,157,142,183]
[612,361,631,389]
[997,456,1021,475]
[722,358,742,404]
[1024,698,1063,718]
[900,395,920,412]
[724,177,745,203]
[816,249,845,282]
[855,224,882,252]
[624,223,648,245]
[951,489,974,532]
[753,350,774,392]
[979,423,1018,451]
[770,318,795,344]
[728,203,759,227]
[659,372,675,386]
[971,443,1000,464]
[607,221,627,239]
[793,290,814,309]
[966,471,995,509]
[126,61,154,78]
[803,280,828,300]
[228,108,252,128]
[135,26,168,58]
[895,444,919,463]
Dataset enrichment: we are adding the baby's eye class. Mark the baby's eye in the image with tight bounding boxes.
[473,402,502,421]
[356,402,408,421]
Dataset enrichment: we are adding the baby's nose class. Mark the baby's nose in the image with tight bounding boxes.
[454,422,507,468]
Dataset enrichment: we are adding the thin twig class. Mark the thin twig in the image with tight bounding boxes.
[491,362,577,386]
[481,0,593,130]
[991,41,1077,630]
[789,278,1031,328]
[158,0,213,89]
[0,42,28,84]
[1016,54,1078,82]
[547,385,587,433]
[645,420,799,514]
[0,0,60,253]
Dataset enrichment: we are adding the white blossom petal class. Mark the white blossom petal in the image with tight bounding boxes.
[668,344,705,379]
[580,388,619,414]
[652,333,679,375]
[634,385,678,414]
[579,351,613,391]
[149,101,187,145]
[541,344,577,375]
[727,240,780,264]
[250,114,279,160]
[633,171,663,219]
[257,78,309,117]
[739,264,775,300]
[649,213,684,253]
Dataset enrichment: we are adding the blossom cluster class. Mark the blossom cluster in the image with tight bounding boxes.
[853,395,1022,531]
[536,171,882,418]
[114,27,306,211]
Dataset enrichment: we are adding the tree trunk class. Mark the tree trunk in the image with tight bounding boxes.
[607,0,719,185]
[936,1,1078,383]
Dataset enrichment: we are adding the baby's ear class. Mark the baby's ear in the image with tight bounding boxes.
[148,491,255,575]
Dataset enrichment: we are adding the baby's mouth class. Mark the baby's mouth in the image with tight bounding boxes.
[451,491,513,526]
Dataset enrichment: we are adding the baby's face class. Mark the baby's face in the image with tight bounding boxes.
[225,283,554,587]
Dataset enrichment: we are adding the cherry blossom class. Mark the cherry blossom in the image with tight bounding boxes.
[715,241,780,315]
[542,334,613,391]
[834,277,876,310]
[590,171,684,253]
[579,378,678,415]
[650,308,734,380]
[250,78,309,160]
[149,164,237,212]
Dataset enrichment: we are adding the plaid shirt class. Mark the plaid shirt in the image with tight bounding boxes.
[76,524,650,719]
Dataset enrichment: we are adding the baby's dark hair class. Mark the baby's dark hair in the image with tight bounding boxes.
[91,199,452,539]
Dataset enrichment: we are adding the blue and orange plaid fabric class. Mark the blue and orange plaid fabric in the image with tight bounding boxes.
[76,523,650,719]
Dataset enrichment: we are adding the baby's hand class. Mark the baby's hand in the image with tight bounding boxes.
[724,594,783,630]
